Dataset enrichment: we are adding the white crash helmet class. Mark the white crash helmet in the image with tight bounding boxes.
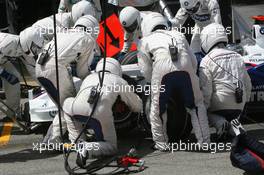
[119,6,140,33]
[252,24,264,48]
[96,57,122,77]
[252,16,264,48]
[141,12,169,37]
[180,0,201,14]
[19,27,44,57]
[200,23,228,53]
[71,0,96,24]
[74,15,99,39]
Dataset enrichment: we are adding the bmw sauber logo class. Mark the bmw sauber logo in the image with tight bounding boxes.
[184,1,189,6]
[260,27,264,35]
[122,21,126,26]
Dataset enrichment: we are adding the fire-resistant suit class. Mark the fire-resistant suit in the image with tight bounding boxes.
[32,13,73,43]
[172,0,222,53]
[0,33,23,118]
[62,71,142,158]
[34,1,97,43]
[0,26,46,119]
[199,49,252,132]
[36,27,97,143]
[137,29,210,150]
[120,11,153,54]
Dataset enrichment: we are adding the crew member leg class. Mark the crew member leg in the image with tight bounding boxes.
[36,64,76,143]
[150,62,169,150]
[189,75,210,145]
[190,25,202,54]
[3,62,21,118]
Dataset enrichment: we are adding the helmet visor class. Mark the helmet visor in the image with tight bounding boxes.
[30,42,42,56]
[186,2,200,14]
[124,19,139,33]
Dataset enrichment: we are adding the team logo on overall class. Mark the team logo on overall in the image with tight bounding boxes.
[184,1,189,6]
[122,21,126,26]
[260,27,264,35]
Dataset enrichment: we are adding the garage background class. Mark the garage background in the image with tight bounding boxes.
[0,0,230,33]
[0,0,263,43]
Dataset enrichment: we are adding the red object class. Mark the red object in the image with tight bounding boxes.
[252,16,264,21]
[245,62,257,70]
[97,14,137,57]
[119,156,140,167]
[246,148,264,169]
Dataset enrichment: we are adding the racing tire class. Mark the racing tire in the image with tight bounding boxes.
[143,93,192,142]
[166,91,192,142]
[112,51,139,133]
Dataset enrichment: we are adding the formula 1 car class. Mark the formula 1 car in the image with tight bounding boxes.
[227,15,264,113]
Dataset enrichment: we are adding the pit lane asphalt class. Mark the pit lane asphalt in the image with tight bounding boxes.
[0,114,264,175]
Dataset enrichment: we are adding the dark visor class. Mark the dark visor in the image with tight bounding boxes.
[124,19,139,33]
[30,42,42,56]
[186,2,201,14]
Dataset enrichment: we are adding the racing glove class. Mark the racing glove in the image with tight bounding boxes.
[231,119,245,136]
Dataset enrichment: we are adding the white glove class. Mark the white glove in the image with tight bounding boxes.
[231,119,245,136]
